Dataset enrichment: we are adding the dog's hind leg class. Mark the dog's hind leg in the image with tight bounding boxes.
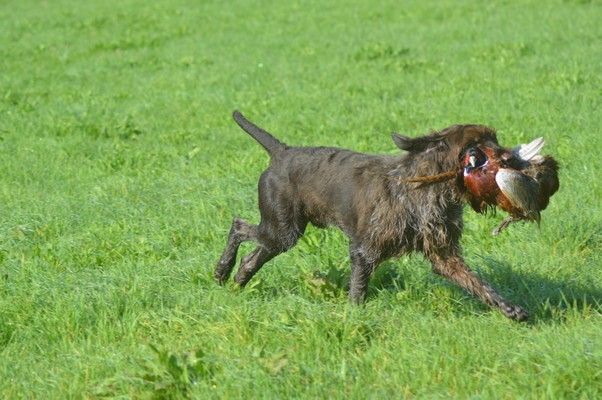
[233,245,280,287]
[215,218,258,284]
[233,216,307,287]
[231,170,308,287]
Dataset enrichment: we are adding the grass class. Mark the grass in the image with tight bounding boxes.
[1,0,601,398]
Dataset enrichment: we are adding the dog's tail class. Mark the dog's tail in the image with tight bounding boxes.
[232,111,286,157]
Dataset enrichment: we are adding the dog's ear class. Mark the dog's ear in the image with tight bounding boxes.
[391,133,414,151]
[392,132,445,152]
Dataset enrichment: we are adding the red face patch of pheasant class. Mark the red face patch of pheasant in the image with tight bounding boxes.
[462,146,500,208]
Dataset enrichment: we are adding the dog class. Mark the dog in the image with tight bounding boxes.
[215,111,529,321]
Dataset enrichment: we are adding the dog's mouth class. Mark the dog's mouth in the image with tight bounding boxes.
[400,144,510,187]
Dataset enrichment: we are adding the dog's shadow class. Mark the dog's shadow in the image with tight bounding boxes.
[370,262,407,293]
[365,257,601,323]
[477,256,602,323]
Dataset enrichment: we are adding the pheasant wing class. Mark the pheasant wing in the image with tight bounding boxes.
[495,168,541,222]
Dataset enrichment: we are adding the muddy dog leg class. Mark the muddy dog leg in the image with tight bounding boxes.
[233,246,280,287]
[230,167,309,287]
[349,245,378,304]
[429,254,528,321]
[233,213,307,287]
[215,218,258,284]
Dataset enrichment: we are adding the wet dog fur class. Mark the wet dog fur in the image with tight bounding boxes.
[215,111,528,321]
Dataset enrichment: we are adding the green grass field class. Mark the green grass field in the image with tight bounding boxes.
[1,0,601,398]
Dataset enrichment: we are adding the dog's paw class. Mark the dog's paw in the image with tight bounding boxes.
[502,304,529,322]
[214,263,233,285]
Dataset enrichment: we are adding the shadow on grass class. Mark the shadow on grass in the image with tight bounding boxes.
[221,253,601,324]
[304,261,405,301]
[370,262,406,293]
[369,256,602,323]
[477,256,602,323]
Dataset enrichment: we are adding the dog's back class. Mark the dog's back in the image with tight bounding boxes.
[233,110,398,236]
[268,146,396,234]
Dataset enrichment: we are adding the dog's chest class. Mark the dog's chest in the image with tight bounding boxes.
[364,194,463,255]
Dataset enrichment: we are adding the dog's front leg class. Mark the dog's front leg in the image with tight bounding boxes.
[349,245,377,304]
[428,254,528,321]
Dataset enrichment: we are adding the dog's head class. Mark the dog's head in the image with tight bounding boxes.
[392,124,502,166]
[392,125,506,187]
[392,125,558,217]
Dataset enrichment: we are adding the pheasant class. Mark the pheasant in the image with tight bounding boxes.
[462,137,559,235]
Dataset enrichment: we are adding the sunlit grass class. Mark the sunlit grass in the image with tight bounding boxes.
[0,0,600,397]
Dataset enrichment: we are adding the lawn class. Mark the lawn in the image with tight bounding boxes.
[1,0,601,398]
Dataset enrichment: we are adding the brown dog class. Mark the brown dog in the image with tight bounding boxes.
[216,111,530,321]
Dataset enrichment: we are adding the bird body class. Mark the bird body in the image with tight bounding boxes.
[495,168,540,222]
[462,138,559,234]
